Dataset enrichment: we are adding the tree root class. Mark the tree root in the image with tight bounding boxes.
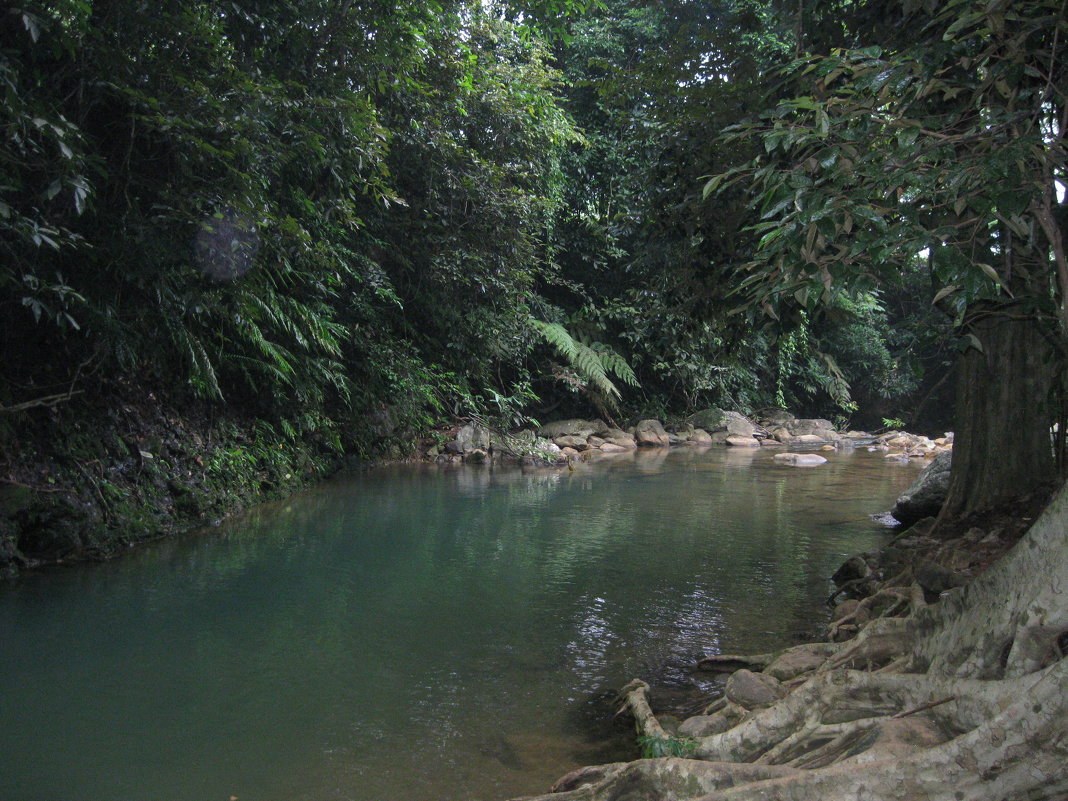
[826,582,925,643]
[520,484,1068,801]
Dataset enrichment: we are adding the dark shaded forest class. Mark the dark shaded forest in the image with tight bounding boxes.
[1,0,1065,552]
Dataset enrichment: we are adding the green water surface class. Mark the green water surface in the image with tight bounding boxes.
[0,446,919,801]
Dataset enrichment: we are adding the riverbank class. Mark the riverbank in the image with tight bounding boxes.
[0,381,352,578]
[1,391,946,578]
[507,477,1064,801]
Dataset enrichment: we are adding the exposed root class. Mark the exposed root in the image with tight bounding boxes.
[616,679,671,740]
[512,758,801,801]
[523,484,1068,801]
[826,582,925,642]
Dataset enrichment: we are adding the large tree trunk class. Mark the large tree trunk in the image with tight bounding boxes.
[939,300,1057,521]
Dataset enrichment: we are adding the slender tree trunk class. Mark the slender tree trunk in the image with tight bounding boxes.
[939,300,1057,521]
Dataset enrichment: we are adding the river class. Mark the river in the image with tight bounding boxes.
[0,446,919,801]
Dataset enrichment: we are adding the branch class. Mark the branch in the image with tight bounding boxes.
[0,390,84,414]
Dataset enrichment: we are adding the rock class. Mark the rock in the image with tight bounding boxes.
[602,428,638,449]
[773,452,827,466]
[832,599,861,621]
[538,419,608,440]
[725,669,786,710]
[599,443,628,453]
[559,446,580,459]
[554,435,589,450]
[634,419,670,447]
[832,554,872,585]
[587,436,606,448]
[764,643,837,681]
[789,418,837,436]
[455,422,492,453]
[678,713,732,738]
[820,444,836,451]
[689,409,758,437]
[890,449,952,527]
[444,439,464,455]
[755,408,796,427]
[725,434,760,447]
[688,428,713,444]
[915,558,971,595]
[464,448,488,464]
[688,408,729,431]
[796,432,835,444]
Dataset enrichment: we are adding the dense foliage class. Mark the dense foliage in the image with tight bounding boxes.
[5,0,1058,459]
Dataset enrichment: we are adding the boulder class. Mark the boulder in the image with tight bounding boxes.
[538,419,607,440]
[599,443,628,453]
[688,407,729,431]
[455,422,491,453]
[601,428,638,449]
[773,452,828,466]
[688,428,713,444]
[725,669,786,710]
[890,449,952,527]
[788,418,837,437]
[678,713,732,738]
[634,419,670,447]
[764,643,837,682]
[725,434,760,448]
[689,408,757,437]
[464,448,488,464]
[553,435,589,450]
[755,407,796,427]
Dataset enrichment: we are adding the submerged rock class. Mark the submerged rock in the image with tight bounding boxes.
[773,452,828,466]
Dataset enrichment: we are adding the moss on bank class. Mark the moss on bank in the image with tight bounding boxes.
[0,383,383,578]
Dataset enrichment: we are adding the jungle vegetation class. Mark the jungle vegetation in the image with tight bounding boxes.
[1,0,1064,516]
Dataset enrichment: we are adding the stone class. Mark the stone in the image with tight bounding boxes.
[764,643,837,682]
[464,448,488,464]
[455,422,491,453]
[788,418,836,436]
[832,555,872,585]
[688,428,713,444]
[634,419,670,447]
[588,436,606,448]
[599,443,628,453]
[725,669,786,710]
[725,434,760,447]
[678,713,732,738]
[688,408,729,431]
[755,407,796,427]
[915,558,971,595]
[538,419,607,440]
[890,449,952,527]
[554,435,589,450]
[444,440,463,455]
[773,452,827,466]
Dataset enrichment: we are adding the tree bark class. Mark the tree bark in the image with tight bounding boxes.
[939,300,1057,521]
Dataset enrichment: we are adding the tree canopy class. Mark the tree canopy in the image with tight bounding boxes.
[2,0,1065,506]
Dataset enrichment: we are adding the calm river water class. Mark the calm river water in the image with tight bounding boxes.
[0,446,919,801]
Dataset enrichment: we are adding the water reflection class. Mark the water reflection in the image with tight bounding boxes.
[0,447,920,801]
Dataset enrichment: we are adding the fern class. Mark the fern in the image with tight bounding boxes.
[530,317,638,407]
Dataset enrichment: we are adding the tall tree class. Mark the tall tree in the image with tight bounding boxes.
[711,0,1067,517]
